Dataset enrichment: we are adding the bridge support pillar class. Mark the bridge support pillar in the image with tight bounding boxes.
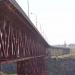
[17,60,34,75]
[17,57,48,75]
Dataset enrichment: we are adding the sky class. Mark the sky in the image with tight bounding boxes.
[16,0,75,45]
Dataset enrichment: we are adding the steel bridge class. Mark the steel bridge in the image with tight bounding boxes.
[0,0,49,75]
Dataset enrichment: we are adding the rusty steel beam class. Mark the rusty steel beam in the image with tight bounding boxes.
[1,55,46,64]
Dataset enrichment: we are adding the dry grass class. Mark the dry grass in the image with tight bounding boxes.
[6,74,17,75]
[0,72,17,75]
[0,72,6,75]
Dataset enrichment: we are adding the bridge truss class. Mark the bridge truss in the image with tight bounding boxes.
[0,0,49,75]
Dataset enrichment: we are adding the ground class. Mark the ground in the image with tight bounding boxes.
[47,58,75,75]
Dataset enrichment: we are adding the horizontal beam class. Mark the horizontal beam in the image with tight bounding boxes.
[1,55,46,64]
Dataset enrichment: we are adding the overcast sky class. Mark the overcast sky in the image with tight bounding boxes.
[16,0,75,45]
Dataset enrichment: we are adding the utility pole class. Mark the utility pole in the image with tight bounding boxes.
[27,0,29,17]
[31,12,37,26]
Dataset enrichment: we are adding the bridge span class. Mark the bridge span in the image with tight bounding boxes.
[0,0,49,75]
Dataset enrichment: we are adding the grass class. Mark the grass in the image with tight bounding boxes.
[0,72,17,75]
[6,74,17,75]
